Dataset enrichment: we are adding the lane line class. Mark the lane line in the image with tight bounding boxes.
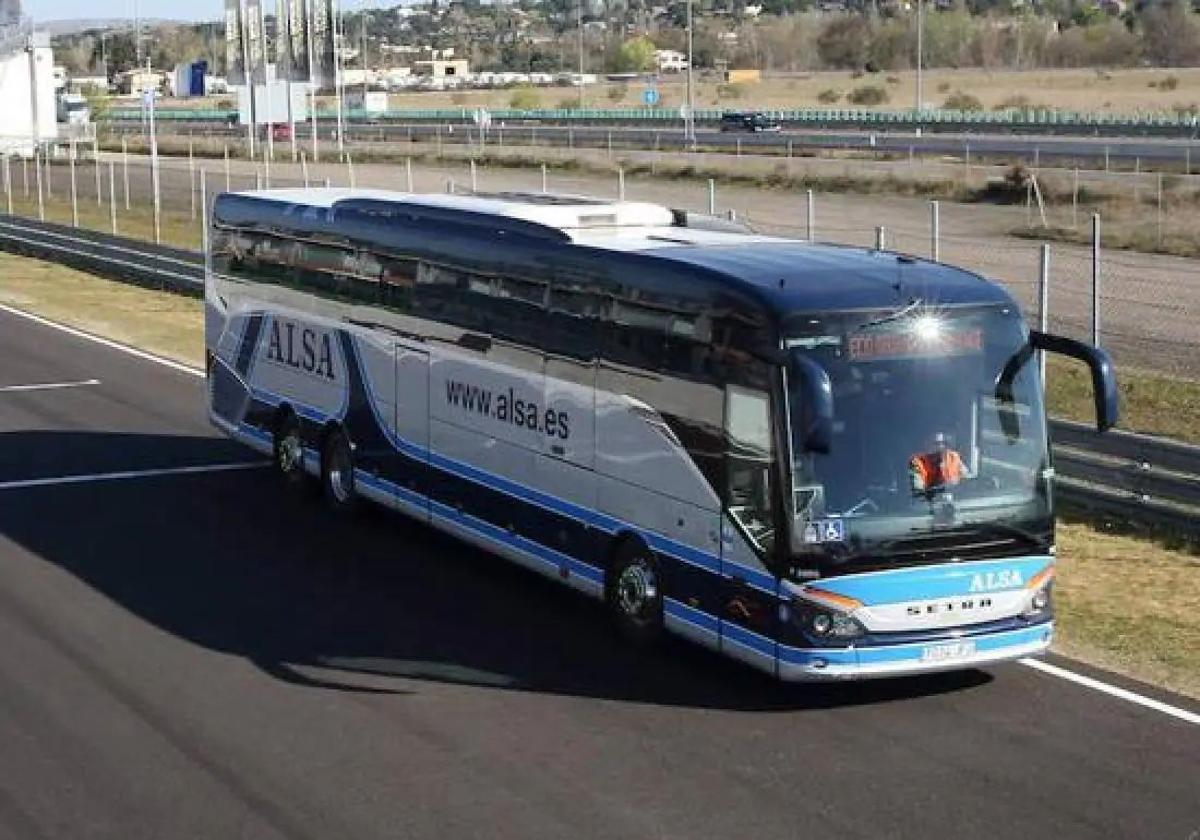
[0,462,267,492]
[1020,658,1200,726]
[3,297,1197,726]
[0,378,101,393]
[0,303,203,378]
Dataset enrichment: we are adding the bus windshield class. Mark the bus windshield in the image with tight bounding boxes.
[787,303,1051,572]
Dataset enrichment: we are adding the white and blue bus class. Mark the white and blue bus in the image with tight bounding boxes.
[204,189,1118,681]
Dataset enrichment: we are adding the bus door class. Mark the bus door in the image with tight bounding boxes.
[393,342,430,520]
[719,383,780,673]
[538,353,598,571]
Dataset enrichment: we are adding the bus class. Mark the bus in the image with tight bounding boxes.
[204,189,1118,681]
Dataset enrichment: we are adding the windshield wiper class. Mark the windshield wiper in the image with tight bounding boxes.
[854,298,923,332]
[955,521,1049,551]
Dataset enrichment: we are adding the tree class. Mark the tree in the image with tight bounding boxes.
[1140,0,1200,66]
[611,35,656,71]
[817,14,871,69]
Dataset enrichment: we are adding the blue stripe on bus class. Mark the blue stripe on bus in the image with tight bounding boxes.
[776,623,1052,667]
[664,598,720,636]
[720,621,776,658]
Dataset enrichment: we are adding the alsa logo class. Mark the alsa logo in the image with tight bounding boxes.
[265,320,336,380]
[968,569,1023,593]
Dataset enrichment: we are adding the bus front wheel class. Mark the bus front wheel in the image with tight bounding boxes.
[321,429,358,513]
[607,541,664,645]
[273,411,307,489]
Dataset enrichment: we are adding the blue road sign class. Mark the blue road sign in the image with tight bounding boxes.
[643,87,660,106]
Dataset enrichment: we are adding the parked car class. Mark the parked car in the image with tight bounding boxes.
[719,112,782,133]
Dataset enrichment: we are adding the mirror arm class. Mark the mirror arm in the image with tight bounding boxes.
[1030,330,1119,432]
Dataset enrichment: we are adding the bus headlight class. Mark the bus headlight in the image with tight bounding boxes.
[1023,566,1055,618]
[794,587,866,641]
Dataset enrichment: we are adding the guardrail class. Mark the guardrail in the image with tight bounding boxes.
[104,106,1200,137]
[0,213,1196,537]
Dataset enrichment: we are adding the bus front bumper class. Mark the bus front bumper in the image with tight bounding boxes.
[776,622,1054,682]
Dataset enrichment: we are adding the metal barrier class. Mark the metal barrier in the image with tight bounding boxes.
[0,212,1197,537]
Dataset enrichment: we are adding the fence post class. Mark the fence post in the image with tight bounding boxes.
[875,225,886,250]
[21,154,28,197]
[1157,172,1164,246]
[470,159,477,192]
[189,142,197,220]
[1091,213,1101,347]
[930,199,940,261]
[406,158,414,192]
[323,177,331,189]
[964,140,970,176]
[122,137,130,210]
[1187,146,1191,177]
[69,147,78,227]
[1072,168,1079,229]
[301,151,309,188]
[446,177,455,194]
[44,152,51,199]
[541,162,547,194]
[200,169,208,255]
[347,154,355,189]
[806,189,815,241]
[1104,146,1110,172]
[256,170,262,190]
[108,160,117,235]
[35,148,44,221]
[726,209,737,222]
[3,155,10,215]
[617,166,625,201]
[607,130,612,157]
[736,138,741,158]
[93,136,101,206]
[708,178,715,214]
[224,144,231,192]
[1038,244,1050,385]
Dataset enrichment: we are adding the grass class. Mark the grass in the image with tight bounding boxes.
[1054,522,1200,698]
[225,67,1200,115]
[0,249,1196,697]
[0,252,202,365]
[1045,356,1200,444]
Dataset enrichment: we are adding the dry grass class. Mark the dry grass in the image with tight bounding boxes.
[0,252,202,366]
[1045,356,1200,445]
[289,67,1200,115]
[1054,522,1200,698]
[5,187,202,252]
[0,249,1195,696]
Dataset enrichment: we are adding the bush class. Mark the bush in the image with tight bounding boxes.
[717,83,747,100]
[606,85,626,102]
[817,88,842,104]
[885,75,900,85]
[818,15,872,69]
[943,90,983,111]
[509,87,541,110]
[937,81,951,93]
[557,96,578,110]
[847,84,889,106]
[1152,75,1180,91]
[995,94,1046,111]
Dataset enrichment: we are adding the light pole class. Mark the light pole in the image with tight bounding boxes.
[685,0,695,146]
[577,0,584,109]
[915,0,923,112]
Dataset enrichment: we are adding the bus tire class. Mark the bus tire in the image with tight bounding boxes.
[607,540,664,645]
[321,428,357,514]
[273,410,308,489]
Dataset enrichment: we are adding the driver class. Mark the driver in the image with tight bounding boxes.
[909,432,971,493]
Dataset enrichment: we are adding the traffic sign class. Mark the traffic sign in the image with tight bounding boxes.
[642,87,660,107]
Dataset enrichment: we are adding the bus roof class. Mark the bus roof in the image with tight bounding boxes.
[222,188,1014,315]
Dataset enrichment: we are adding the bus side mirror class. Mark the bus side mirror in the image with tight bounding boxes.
[790,354,834,454]
[1030,330,1119,433]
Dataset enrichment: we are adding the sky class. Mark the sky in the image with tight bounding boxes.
[24,0,397,25]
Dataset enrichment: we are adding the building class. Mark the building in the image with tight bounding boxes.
[116,68,164,95]
[413,58,469,78]
[0,31,57,153]
[655,49,688,72]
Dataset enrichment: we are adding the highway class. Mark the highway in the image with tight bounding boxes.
[0,302,1198,839]
[109,120,1200,169]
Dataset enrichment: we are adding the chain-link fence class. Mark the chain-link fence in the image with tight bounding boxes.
[2,147,1196,377]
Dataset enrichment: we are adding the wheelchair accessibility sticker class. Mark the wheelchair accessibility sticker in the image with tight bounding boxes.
[802,518,845,544]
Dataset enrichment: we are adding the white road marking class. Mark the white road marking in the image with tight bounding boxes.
[0,303,203,378]
[0,462,267,492]
[0,378,101,393]
[1020,658,1200,726]
[3,302,1198,727]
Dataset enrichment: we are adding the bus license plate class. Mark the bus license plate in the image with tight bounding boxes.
[921,641,976,663]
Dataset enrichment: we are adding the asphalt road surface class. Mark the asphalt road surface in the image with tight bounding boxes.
[123,120,1200,167]
[0,303,1198,840]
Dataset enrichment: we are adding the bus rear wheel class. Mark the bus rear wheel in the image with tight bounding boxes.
[607,541,664,645]
[321,429,357,513]
[273,411,307,489]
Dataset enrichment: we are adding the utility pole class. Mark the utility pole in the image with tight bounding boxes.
[334,0,345,160]
[685,0,695,147]
[915,0,923,112]
[577,0,584,109]
[306,0,319,162]
[242,0,257,158]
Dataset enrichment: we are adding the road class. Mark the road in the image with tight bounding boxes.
[109,121,1200,169]
[0,303,1198,840]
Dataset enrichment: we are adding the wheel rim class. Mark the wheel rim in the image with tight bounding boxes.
[616,559,658,621]
[277,430,302,475]
[328,442,352,503]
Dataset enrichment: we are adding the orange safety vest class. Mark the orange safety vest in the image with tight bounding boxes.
[910,449,966,491]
